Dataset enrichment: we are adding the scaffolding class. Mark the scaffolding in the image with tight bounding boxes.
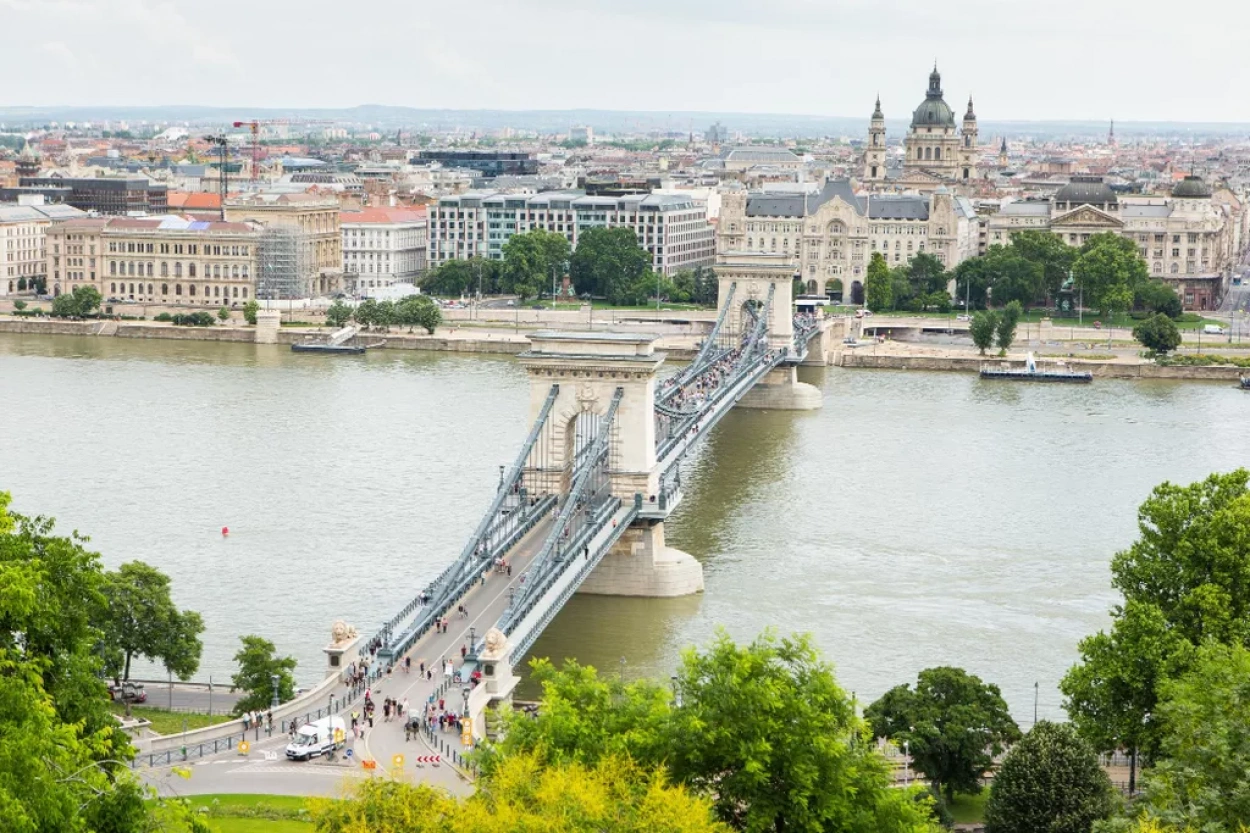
[255,226,312,300]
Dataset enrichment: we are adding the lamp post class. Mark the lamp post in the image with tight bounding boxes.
[469,626,476,657]
[461,685,470,718]
[270,674,280,710]
[903,739,910,787]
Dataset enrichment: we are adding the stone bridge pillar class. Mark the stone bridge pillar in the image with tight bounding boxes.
[518,332,703,597]
[713,252,822,410]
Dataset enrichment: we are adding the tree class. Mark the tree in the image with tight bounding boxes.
[16,276,27,291]
[970,310,998,354]
[1009,230,1075,301]
[984,721,1113,833]
[482,631,938,833]
[864,252,894,312]
[13,299,26,311]
[1073,233,1147,317]
[373,300,395,331]
[866,666,1021,803]
[229,634,296,715]
[502,229,570,301]
[953,257,992,310]
[0,493,173,832]
[310,752,729,833]
[1133,313,1182,354]
[984,249,1045,310]
[1061,469,1250,792]
[353,298,379,330]
[50,285,102,318]
[325,300,352,328]
[907,253,949,297]
[996,300,1022,354]
[397,295,442,334]
[216,306,229,323]
[1134,280,1183,319]
[1133,643,1250,831]
[99,561,204,683]
[569,226,651,303]
[242,299,259,325]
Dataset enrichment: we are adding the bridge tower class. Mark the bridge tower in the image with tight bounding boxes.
[714,252,822,410]
[518,331,704,597]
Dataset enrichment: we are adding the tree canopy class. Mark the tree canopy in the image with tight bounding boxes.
[984,721,1114,833]
[970,310,998,355]
[1133,313,1182,354]
[864,252,894,312]
[1073,233,1148,317]
[865,666,1021,802]
[480,629,939,833]
[51,285,103,318]
[99,561,204,683]
[1061,469,1250,789]
[569,226,652,304]
[502,229,570,301]
[229,634,297,715]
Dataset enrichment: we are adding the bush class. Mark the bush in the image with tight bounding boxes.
[13,300,26,311]
[170,312,215,327]
[1132,313,1182,355]
[242,300,259,325]
[1155,352,1250,368]
[154,313,173,322]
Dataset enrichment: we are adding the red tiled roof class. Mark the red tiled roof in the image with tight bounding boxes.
[168,192,224,209]
[339,207,426,225]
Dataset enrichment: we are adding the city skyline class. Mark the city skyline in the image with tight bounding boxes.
[2,0,1249,123]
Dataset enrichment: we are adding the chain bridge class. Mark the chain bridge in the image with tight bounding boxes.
[352,254,835,738]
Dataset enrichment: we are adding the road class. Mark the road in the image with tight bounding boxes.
[143,514,561,798]
[129,682,245,715]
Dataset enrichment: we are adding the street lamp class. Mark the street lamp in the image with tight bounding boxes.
[270,674,280,710]
[469,626,476,657]
[903,739,910,787]
[461,685,470,717]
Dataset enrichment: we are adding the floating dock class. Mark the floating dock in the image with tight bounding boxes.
[979,352,1093,383]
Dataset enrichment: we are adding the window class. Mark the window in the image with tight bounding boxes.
[174,262,182,277]
[934,147,941,160]
[162,283,168,294]
[189,284,196,296]
[175,284,182,296]
[109,261,116,275]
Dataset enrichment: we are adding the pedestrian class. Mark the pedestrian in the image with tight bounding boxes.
[367,712,374,729]
[426,668,433,681]
[405,656,411,674]
[383,701,391,722]
[419,661,425,675]
[405,722,412,742]
[290,716,299,739]
[243,713,251,731]
[584,544,589,560]
[267,710,273,731]
[401,697,409,717]
[461,644,467,659]
[438,698,444,711]
[507,563,512,577]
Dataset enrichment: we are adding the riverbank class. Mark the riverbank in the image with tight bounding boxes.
[836,342,1247,381]
[0,316,701,360]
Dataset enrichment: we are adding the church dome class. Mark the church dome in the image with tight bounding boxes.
[911,65,956,128]
[1171,175,1211,198]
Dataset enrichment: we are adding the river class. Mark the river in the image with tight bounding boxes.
[2,333,1248,725]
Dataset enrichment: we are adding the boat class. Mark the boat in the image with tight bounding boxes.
[979,352,1093,383]
[290,325,374,355]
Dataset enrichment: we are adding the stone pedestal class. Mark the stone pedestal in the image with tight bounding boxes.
[577,521,704,597]
[473,627,518,741]
[736,365,822,410]
[255,311,281,344]
[324,621,361,680]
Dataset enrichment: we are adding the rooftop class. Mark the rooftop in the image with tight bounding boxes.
[339,207,427,225]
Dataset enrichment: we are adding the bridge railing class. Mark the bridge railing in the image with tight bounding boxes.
[657,282,736,407]
[361,384,563,662]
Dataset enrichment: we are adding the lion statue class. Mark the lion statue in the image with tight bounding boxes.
[330,620,358,645]
[483,627,507,655]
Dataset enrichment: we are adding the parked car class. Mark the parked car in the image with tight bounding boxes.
[108,681,147,704]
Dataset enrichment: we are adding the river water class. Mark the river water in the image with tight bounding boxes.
[2,333,1248,725]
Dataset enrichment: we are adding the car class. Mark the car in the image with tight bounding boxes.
[531,304,544,310]
[108,681,147,704]
[506,300,516,307]
[842,337,862,347]
[956,314,971,321]
[1203,325,1225,335]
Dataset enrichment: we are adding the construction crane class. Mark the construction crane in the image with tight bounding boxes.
[232,118,334,181]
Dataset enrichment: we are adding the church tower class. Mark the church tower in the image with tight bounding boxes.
[959,96,978,180]
[15,140,41,179]
[864,96,886,181]
[997,136,1008,168]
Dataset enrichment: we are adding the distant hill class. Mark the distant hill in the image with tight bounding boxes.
[1,104,1247,140]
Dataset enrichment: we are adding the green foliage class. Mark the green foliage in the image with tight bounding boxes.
[1134,643,1250,832]
[310,752,727,833]
[970,310,998,354]
[99,561,204,682]
[502,228,570,301]
[242,299,259,325]
[421,257,502,297]
[229,635,296,716]
[0,492,170,831]
[13,299,26,311]
[865,252,894,312]
[954,257,991,310]
[396,294,442,334]
[50,285,103,318]
[154,312,173,322]
[1009,230,1075,300]
[866,666,1021,802]
[170,312,215,326]
[482,629,937,833]
[984,722,1114,833]
[671,266,719,306]
[985,248,1045,310]
[1062,469,1250,777]
[216,306,230,323]
[569,226,652,304]
[1133,313,1182,354]
[1155,352,1250,368]
[1073,233,1147,317]
[1134,280,1183,319]
[996,300,1022,353]
[325,300,352,328]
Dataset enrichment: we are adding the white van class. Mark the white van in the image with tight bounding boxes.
[285,716,347,761]
[1203,325,1225,335]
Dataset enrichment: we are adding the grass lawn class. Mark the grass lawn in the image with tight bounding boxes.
[947,789,989,824]
[178,795,313,833]
[110,704,234,736]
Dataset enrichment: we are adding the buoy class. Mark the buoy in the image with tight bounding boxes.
[221,526,229,537]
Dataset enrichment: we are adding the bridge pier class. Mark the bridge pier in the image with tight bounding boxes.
[576,520,703,597]
[735,364,822,410]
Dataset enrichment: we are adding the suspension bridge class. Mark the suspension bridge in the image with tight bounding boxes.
[350,253,835,739]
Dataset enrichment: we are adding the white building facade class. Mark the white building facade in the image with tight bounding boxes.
[340,208,427,296]
[0,200,86,295]
[428,191,716,275]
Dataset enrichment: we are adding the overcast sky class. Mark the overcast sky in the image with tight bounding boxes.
[2,0,1248,123]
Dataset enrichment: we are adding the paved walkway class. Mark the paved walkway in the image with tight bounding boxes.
[145,515,558,798]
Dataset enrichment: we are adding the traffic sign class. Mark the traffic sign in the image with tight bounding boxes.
[392,754,405,768]
[238,740,250,755]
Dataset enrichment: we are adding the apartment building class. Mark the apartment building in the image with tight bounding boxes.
[0,199,85,295]
[340,207,427,296]
[428,191,716,275]
[48,216,259,306]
